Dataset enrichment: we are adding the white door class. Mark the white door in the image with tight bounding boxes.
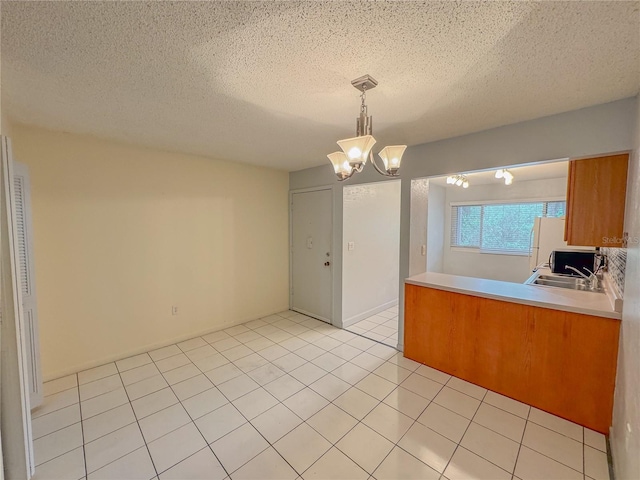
[0,136,35,479]
[13,162,43,409]
[291,189,332,323]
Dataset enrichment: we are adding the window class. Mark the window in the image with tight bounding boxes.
[450,200,566,254]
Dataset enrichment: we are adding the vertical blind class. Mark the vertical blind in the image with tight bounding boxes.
[450,201,566,253]
[14,175,31,296]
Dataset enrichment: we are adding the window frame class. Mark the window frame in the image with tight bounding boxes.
[449,197,566,256]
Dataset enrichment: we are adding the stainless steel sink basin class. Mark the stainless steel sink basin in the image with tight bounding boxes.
[530,275,604,293]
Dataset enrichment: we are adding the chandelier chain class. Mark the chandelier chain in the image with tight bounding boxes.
[360,86,367,115]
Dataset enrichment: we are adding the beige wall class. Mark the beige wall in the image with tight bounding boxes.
[10,125,289,380]
[1,112,12,136]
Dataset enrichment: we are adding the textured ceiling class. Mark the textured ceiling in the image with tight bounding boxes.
[2,1,639,171]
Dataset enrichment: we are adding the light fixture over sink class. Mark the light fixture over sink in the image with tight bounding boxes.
[327,75,407,181]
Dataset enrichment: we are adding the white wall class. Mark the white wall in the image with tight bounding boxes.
[342,180,401,325]
[426,183,445,273]
[611,95,640,480]
[11,125,290,379]
[440,177,567,283]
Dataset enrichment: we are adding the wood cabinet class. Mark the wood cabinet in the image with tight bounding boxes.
[404,284,621,433]
[565,153,628,247]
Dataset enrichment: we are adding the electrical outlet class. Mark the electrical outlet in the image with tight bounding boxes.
[348,241,355,251]
[421,245,426,256]
[172,306,178,315]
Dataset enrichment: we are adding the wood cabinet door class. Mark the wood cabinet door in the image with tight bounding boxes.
[566,154,628,247]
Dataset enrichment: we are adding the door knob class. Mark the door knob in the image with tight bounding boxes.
[324,261,331,266]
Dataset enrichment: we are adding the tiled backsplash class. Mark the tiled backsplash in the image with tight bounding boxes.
[603,247,626,297]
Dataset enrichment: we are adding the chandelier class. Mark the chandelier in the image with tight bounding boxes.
[327,75,407,181]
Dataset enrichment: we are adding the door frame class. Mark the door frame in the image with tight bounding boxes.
[289,185,335,323]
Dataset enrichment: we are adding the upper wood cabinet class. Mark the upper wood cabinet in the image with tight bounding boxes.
[564,153,628,247]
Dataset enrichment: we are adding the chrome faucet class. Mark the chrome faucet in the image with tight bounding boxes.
[565,265,599,290]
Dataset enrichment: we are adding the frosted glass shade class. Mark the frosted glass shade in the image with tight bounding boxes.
[337,135,376,166]
[327,152,353,180]
[378,145,406,174]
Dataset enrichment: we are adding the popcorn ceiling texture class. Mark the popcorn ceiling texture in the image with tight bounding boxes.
[1,1,639,171]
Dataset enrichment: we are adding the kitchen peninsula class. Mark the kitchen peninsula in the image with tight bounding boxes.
[404,272,621,433]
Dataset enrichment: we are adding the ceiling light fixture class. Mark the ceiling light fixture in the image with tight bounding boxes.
[446,174,469,188]
[327,75,407,181]
[495,169,514,185]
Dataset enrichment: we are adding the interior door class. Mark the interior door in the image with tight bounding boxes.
[13,162,43,409]
[0,136,35,479]
[291,189,332,323]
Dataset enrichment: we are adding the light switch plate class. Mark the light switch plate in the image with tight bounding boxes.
[307,237,313,249]
[421,245,426,256]
[348,241,355,251]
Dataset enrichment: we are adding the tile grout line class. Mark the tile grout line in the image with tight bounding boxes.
[115,368,160,480]
[511,402,533,479]
[78,373,88,480]
[519,418,587,477]
[388,381,447,476]
[31,376,85,476]
[437,387,490,477]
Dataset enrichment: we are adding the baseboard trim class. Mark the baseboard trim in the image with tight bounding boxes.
[342,299,398,328]
[42,307,288,382]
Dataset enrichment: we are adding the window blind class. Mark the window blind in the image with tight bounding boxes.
[451,200,566,254]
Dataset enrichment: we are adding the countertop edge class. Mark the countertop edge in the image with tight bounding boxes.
[405,277,622,320]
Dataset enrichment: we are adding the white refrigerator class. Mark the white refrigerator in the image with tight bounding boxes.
[529,217,567,271]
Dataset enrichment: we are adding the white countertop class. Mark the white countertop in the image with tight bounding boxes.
[405,271,621,320]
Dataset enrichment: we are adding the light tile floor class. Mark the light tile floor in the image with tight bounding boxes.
[345,305,399,348]
[33,310,610,480]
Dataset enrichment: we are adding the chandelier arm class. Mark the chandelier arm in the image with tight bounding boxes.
[369,151,398,177]
[337,167,358,182]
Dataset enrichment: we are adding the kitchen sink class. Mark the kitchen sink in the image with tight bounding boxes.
[529,274,604,293]
[535,275,589,285]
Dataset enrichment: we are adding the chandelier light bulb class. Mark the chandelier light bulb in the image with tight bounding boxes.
[327,152,353,180]
[337,135,376,166]
[378,146,406,175]
[348,147,362,159]
[495,169,504,179]
[462,180,469,188]
[455,178,463,186]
